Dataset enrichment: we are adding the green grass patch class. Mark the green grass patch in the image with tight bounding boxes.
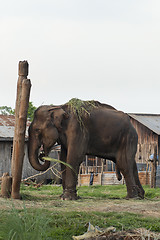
[77,185,127,199]
[0,206,51,240]
[0,207,160,240]
[20,184,160,201]
[0,185,159,239]
[20,184,63,201]
[143,185,160,199]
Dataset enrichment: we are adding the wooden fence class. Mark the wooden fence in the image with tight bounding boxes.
[78,171,151,186]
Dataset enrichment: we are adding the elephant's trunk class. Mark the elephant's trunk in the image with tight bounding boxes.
[28,133,50,172]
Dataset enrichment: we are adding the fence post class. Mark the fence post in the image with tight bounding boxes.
[100,159,104,185]
[151,145,157,188]
[11,61,31,199]
[85,156,88,174]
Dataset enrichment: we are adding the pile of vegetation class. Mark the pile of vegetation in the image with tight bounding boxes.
[73,226,160,240]
[67,98,97,127]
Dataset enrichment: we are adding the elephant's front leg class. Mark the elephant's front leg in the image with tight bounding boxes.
[61,153,82,200]
[60,147,67,189]
[59,146,67,198]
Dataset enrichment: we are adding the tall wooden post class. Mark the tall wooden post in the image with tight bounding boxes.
[100,159,104,185]
[95,157,98,174]
[151,145,157,188]
[11,61,31,199]
[85,156,88,174]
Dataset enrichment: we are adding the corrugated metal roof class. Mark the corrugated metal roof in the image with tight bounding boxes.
[0,115,29,140]
[0,126,15,139]
[128,114,160,135]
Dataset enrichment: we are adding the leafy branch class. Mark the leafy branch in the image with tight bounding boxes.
[43,157,77,175]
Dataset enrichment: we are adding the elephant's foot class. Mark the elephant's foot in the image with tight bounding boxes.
[126,185,141,199]
[60,189,80,200]
[137,186,145,199]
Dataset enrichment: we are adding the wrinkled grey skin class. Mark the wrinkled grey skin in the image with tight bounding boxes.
[28,101,145,200]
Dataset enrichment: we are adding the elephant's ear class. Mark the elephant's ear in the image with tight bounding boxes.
[48,107,68,130]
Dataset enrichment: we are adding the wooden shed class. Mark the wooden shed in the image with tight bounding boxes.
[128,114,160,164]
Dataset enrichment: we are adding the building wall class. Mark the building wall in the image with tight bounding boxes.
[0,141,12,176]
[0,141,30,177]
[130,118,158,163]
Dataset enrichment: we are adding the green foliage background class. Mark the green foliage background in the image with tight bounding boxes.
[0,102,36,121]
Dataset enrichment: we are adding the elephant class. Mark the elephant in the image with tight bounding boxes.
[28,99,145,200]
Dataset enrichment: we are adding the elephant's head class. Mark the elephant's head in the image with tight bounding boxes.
[28,105,68,171]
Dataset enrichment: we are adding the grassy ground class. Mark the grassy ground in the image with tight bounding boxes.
[0,185,160,239]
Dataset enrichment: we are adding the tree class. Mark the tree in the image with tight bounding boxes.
[27,102,36,121]
[0,102,36,121]
[0,106,14,115]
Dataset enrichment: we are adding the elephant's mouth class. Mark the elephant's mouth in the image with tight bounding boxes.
[38,151,45,162]
[38,145,46,162]
[38,143,58,162]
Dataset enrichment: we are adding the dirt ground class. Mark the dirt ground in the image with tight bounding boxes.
[85,198,160,218]
[0,194,160,218]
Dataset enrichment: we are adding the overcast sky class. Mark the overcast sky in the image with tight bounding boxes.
[0,0,160,113]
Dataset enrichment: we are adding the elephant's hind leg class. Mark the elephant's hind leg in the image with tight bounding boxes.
[117,150,140,199]
[133,161,145,198]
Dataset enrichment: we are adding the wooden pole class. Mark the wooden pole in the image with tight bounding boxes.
[151,145,157,188]
[11,61,31,199]
[85,156,88,174]
[145,161,149,185]
[100,159,104,185]
[95,157,98,174]
[11,61,28,176]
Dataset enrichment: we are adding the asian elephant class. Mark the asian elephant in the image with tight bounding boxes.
[28,99,145,200]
